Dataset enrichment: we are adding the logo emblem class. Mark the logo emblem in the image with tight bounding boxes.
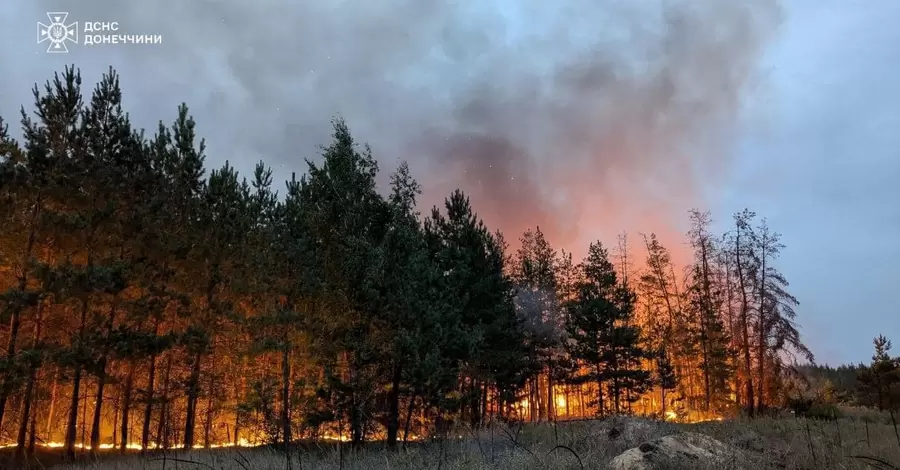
[38,12,78,53]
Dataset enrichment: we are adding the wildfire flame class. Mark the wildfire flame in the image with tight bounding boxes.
[555,395,566,410]
[0,437,261,451]
[0,433,426,451]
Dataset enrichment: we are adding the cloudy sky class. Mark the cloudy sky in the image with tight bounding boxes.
[1,0,898,365]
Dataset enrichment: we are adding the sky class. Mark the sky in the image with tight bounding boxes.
[0,0,898,366]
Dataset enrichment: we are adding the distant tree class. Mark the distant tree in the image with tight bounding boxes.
[857,335,900,411]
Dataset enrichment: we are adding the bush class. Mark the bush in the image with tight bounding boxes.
[786,397,841,420]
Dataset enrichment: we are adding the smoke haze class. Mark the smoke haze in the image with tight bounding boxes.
[0,0,780,260]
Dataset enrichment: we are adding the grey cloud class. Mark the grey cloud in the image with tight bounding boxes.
[2,0,778,251]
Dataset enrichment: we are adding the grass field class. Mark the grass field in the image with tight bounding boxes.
[4,410,900,469]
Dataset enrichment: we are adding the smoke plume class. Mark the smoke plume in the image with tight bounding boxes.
[1,0,781,259]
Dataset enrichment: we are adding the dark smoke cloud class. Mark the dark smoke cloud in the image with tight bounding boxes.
[0,0,780,258]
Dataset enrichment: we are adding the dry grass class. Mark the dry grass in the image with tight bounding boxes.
[32,412,900,470]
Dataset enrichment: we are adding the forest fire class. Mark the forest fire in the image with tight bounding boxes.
[0,66,811,463]
[0,439,260,452]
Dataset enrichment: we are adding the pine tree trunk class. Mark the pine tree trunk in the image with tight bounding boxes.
[141,351,157,451]
[203,374,215,448]
[15,367,35,462]
[27,397,36,457]
[89,361,108,454]
[120,361,135,452]
[721,254,741,408]
[234,355,248,446]
[480,383,489,424]
[403,392,417,444]
[661,388,667,418]
[349,361,363,446]
[112,389,120,447]
[81,387,88,449]
[15,299,43,460]
[756,249,768,413]
[281,343,292,448]
[386,363,402,449]
[578,386,585,417]
[537,376,546,421]
[183,351,203,449]
[734,229,755,416]
[470,379,481,427]
[613,376,621,414]
[65,296,91,461]
[187,275,218,450]
[595,363,604,416]
[547,370,554,421]
[702,343,711,411]
[626,384,632,413]
[90,296,121,455]
[697,238,712,412]
[45,367,59,440]
[158,354,173,449]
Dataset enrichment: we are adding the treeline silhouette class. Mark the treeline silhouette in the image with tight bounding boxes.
[793,336,900,417]
[0,66,825,461]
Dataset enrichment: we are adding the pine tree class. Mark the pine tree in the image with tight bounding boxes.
[183,160,249,449]
[379,161,453,447]
[379,161,420,447]
[513,227,564,421]
[134,114,203,451]
[300,119,388,445]
[426,191,527,425]
[242,161,303,448]
[637,234,684,356]
[726,209,757,416]
[857,336,900,411]
[12,67,125,461]
[685,210,733,412]
[638,234,690,409]
[73,66,149,456]
[0,70,85,451]
[566,241,650,415]
[749,217,813,411]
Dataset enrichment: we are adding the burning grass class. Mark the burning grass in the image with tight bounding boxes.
[4,411,900,469]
